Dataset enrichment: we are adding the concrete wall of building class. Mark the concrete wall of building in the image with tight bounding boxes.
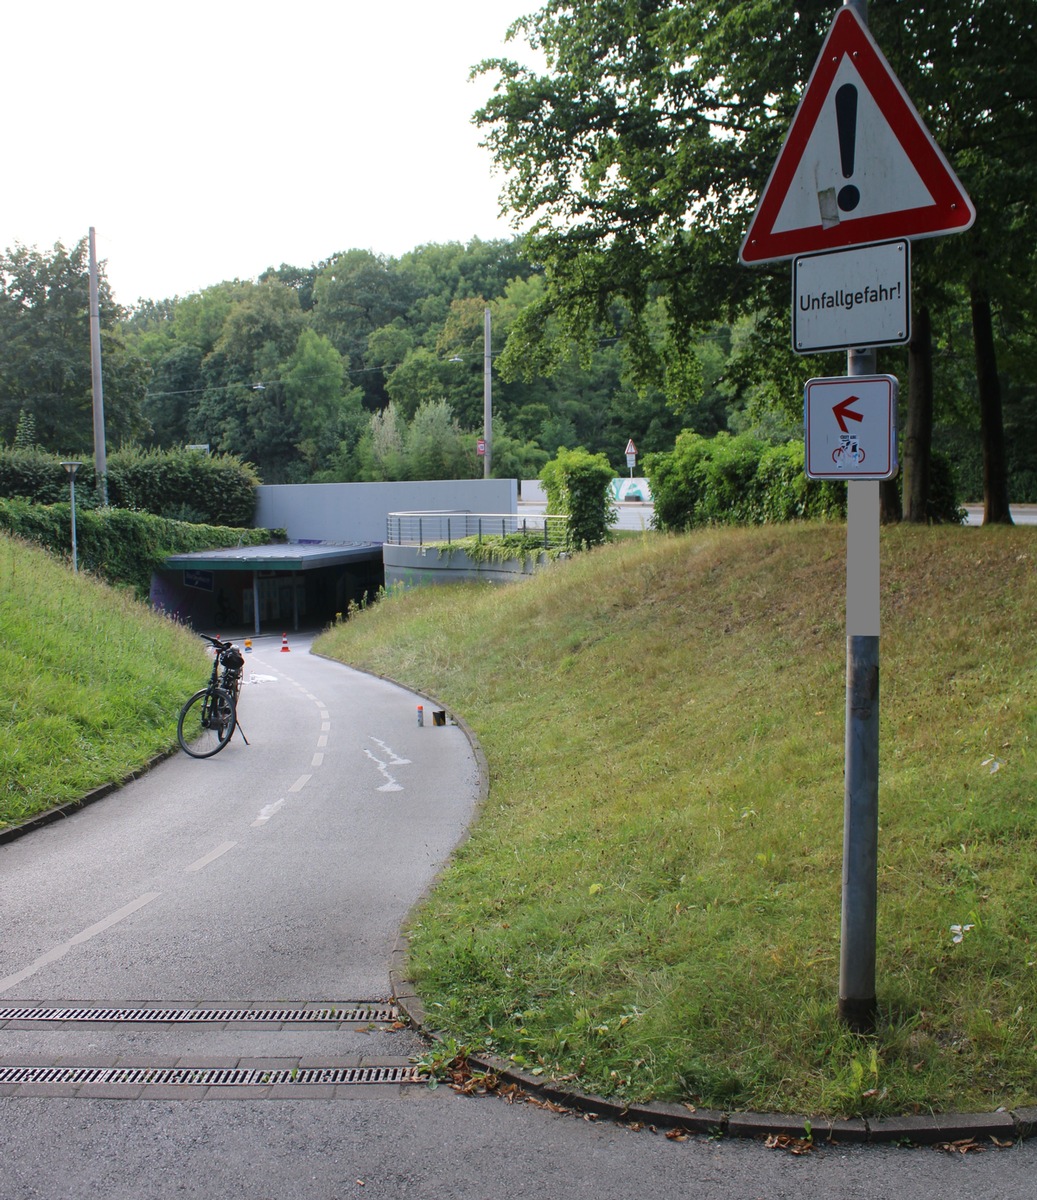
[255,479,518,543]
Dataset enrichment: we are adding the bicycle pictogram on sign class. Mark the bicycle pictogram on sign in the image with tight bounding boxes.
[833,433,866,468]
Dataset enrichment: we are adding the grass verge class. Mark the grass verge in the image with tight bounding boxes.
[315,522,1037,1118]
[0,532,209,830]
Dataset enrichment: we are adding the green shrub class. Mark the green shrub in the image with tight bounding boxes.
[643,432,711,531]
[752,442,847,523]
[646,433,846,531]
[692,431,767,525]
[0,497,280,598]
[0,446,259,527]
[540,447,616,549]
[0,448,72,505]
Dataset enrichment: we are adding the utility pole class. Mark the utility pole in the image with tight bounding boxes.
[88,228,108,505]
[483,307,492,479]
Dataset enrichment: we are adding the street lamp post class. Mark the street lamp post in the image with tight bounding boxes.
[61,461,82,572]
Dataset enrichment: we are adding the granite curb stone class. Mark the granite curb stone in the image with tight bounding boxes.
[0,749,175,845]
[390,969,1037,1145]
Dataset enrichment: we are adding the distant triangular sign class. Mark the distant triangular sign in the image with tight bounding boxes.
[739,6,975,264]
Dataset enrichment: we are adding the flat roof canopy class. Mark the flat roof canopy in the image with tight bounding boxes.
[163,542,382,573]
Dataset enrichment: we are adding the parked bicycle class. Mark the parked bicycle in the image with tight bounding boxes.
[176,634,249,758]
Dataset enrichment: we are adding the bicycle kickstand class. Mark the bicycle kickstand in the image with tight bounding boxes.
[235,720,250,746]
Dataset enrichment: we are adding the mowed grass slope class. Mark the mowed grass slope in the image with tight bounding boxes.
[0,532,209,830]
[315,523,1037,1117]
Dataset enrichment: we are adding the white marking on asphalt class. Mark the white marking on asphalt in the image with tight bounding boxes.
[364,745,404,793]
[317,735,328,748]
[312,753,324,767]
[321,722,331,733]
[0,892,161,994]
[320,710,330,721]
[252,799,287,827]
[249,673,278,684]
[289,775,311,792]
[185,841,237,873]
[369,738,411,766]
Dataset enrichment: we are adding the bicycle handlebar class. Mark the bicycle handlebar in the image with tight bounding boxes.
[200,633,234,652]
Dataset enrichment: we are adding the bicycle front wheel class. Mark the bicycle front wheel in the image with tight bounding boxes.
[177,687,237,758]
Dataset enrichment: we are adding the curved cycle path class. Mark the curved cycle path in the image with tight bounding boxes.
[0,635,1035,1199]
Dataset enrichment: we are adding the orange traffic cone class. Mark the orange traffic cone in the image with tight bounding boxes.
[281,632,290,653]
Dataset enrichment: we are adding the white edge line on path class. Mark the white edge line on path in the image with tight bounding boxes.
[0,892,161,995]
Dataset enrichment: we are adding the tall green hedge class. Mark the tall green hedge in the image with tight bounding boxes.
[645,433,847,531]
[0,498,280,599]
[0,447,259,527]
[645,433,965,531]
[0,449,71,505]
[540,447,617,549]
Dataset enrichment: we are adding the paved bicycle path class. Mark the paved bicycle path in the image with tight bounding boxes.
[1,637,1036,1198]
[0,633,478,1073]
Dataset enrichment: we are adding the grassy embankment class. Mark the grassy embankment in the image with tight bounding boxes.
[0,532,208,830]
[315,522,1037,1118]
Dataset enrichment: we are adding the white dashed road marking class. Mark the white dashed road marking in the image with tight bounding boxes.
[0,892,161,995]
[185,841,237,873]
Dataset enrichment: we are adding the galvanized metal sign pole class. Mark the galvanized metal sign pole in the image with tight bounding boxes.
[841,346,880,1030]
[739,0,974,1030]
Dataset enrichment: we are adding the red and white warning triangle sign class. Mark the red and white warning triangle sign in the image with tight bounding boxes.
[740,6,975,264]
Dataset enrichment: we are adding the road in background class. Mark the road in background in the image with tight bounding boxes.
[520,499,655,532]
[964,505,1037,526]
[523,500,1037,530]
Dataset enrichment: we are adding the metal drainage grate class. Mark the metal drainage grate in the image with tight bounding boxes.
[0,1004,399,1025]
[0,1064,421,1087]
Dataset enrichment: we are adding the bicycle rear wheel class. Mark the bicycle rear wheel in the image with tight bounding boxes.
[177,687,237,758]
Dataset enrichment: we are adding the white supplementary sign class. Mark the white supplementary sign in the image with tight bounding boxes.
[740,6,975,264]
[793,240,910,353]
[804,374,898,481]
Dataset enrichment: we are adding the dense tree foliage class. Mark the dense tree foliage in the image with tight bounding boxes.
[0,240,150,455]
[473,0,1037,519]
[5,0,1035,517]
[116,237,725,484]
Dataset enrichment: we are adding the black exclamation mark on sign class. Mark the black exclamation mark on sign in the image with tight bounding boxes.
[836,83,861,212]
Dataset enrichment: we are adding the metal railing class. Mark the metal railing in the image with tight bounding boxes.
[386,511,569,550]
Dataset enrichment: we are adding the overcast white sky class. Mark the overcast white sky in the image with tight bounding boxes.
[6,0,540,307]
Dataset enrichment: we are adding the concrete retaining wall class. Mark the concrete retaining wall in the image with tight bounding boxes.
[383,543,549,588]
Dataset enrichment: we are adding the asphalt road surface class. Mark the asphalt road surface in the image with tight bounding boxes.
[1,636,1034,1199]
